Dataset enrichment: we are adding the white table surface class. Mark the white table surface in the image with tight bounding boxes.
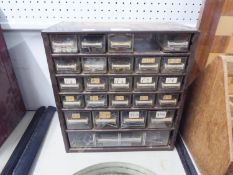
[0,112,186,175]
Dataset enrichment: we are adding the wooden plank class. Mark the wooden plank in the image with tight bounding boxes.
[181,57,231,175]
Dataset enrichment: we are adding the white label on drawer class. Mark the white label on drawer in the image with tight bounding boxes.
[129,111,139,119]
[140,77,152,83]
[81,28,96,31]
[90,96,99,101]
[71,113,80,119]
[99,112,111,119]
[163,95,172,100]
[64,78,76,84]
[168,58,181,64]
[114,78,126,84]
[65,96,74,102]
[156,111,167,119]
[140,96,149,101]
[165,77,177,84]
[91,78,100,84]
[141,58,155,64]
[115,96,124,101]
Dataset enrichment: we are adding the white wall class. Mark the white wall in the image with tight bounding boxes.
[3,31,55,110]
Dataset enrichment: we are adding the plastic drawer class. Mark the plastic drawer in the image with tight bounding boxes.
[68,132,94,148]
[109,77,133,92]
[84,77,108,91]
[156,94,179,107]
[135,56,160,73]
[145,131,170,146]
[158,76,183,90]
[134,76,158,91]
[109,57,133,74]
[61,95,84,108]
[157,33,191,52]
[93,111,119,129]
[79,34,105,53]
[50,34,78,53]
[109,94,131,108]
[85,94,108,108]
[54,57,81,73]
[57,77,83,92]
[120,111,146,129]
[108,34,133,52]
[161,57,187,73]
[82,57,107,73]
[133,94,155,108]
[64,111,92,129]
[148,110,175,128]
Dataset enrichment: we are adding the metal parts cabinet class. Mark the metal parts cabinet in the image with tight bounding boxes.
[42,22,198,152]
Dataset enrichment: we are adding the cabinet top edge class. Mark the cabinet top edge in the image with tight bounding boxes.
[42,22,198,33]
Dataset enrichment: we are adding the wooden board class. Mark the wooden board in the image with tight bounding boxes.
[181,57,232,175]
[0,26,26,146]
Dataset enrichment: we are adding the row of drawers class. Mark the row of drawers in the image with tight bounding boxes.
[57,76,183,92]
[60,93,180,108]
[54,56,188,74]
[68,130,171,148]
[50,33,191,53]
[64,110,175,130]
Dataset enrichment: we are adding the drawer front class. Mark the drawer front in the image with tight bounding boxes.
[67,131,171,148]
[85,94,108,108]
[93,111,119,129]
[108,34,134,52]
[134,76,158,91]
[57,77,83,91]
[158,76,183,90]
[50,34,78,53]
[84,77,108,91]
[82,57,107,73]
[64,111,92,129]
[135,57,160,73]
[61,95,84,108]
[120,111,147,129]
[148,110,175,128]
[54,57,81,73]
[80,35,106,53]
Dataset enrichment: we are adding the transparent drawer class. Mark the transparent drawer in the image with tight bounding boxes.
[161,57,187,73]
[50,35,78,53]
[85,94,107,108]
[157,34,191,52]
[109,77,132,92]
[84,77,108,91]
[157,94,179,107]
[109,94,131,108]
[57,77,83,91]
[54,57,81,73]
[61,95,84,108]
[93,111,119,129]
[108,34,133,52]
[120,131,144,146]
[133,94,155,108]
[135,57,160,73]
[68,132,94,148]
[109,57,133,74]
[134,33,160,52]
[96,132,119,147]
[158,76,183,90]
[82,57,107,73]
[121,111,146,129]
[80,34,105,53]
[145,131,170,146]
[134,76,158,91]
[148,110,175,128]
[64,111,92,129]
